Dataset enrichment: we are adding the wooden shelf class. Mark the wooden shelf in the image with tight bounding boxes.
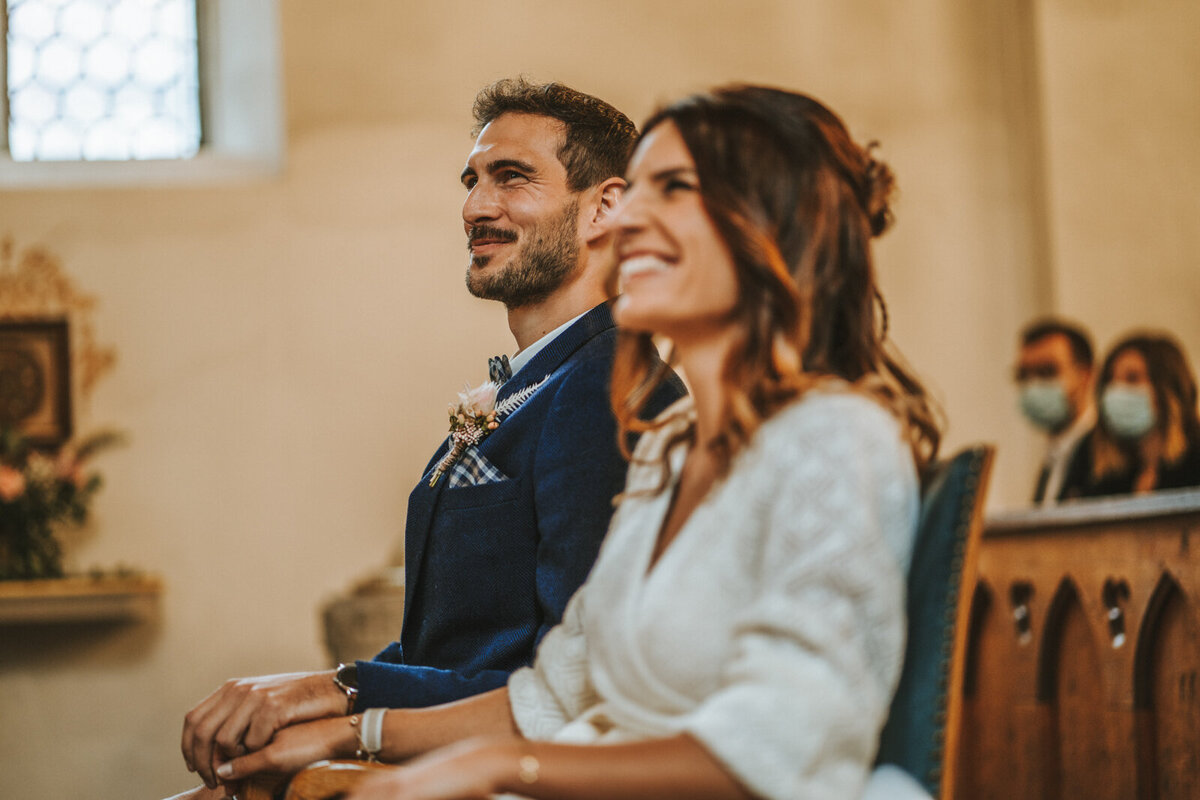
[0,575,162,624]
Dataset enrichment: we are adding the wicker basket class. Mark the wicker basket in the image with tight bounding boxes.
[320,567,406,666]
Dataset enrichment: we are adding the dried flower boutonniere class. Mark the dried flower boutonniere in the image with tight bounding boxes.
[428,378,546,486]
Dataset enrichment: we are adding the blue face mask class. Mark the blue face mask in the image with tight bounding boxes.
[1101,385,1157,440]
[1019,380,1071,432]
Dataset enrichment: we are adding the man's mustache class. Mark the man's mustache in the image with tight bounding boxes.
[468,225,518,249]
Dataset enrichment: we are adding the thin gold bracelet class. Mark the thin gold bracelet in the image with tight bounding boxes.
[348,714,368,760]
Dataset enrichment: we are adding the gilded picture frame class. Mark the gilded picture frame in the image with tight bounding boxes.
[0,319,73,448]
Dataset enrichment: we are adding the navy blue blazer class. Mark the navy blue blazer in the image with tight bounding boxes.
[356,301,685,708]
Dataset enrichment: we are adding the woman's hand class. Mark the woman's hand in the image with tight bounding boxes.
[214,714,358,784]
[181,670,346,788]
[345,738,512,800]
[344,733,754,800]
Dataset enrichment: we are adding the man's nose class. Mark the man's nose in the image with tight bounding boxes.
[463,184,501,225]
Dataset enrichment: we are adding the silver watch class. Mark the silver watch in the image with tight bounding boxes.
[333,662,359,712]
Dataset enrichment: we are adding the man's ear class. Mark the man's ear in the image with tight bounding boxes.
[582,177,626,245]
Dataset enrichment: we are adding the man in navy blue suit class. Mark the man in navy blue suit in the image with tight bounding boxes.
[178,79,684,792]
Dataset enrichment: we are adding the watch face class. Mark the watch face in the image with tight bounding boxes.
[336,663,359,691]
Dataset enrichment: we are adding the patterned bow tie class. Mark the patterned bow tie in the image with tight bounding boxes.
[488,354,512,385]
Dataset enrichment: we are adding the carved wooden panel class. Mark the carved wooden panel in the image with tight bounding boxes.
[1138,576,1200,799]
[955,490,1200,799]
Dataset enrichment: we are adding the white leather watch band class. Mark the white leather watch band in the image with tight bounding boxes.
[361,707,386,760]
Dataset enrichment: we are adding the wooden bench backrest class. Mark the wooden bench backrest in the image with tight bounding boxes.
[956,488,1200,800]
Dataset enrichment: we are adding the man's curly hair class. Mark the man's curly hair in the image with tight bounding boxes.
[472,78,637,192]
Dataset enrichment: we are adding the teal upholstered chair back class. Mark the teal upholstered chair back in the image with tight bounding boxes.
[876,444,994,798]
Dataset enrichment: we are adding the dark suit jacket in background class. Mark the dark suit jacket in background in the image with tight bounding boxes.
[1076,435,1200,498]
[356,301,686,708]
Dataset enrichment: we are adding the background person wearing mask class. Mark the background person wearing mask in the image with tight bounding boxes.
[1014,319,1095,504]
[1083,332,1200,497]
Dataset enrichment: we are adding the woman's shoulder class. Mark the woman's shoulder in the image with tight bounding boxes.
[765,386,905,444]
[630,388,913,486]
[636,387,906,461]
[1161,443,1200,490]
[750,388,916,495]
[745,385,920,572]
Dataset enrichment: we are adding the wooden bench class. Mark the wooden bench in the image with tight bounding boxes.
[954,488,1200,799]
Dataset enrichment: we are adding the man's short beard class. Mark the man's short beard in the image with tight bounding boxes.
[466,198,581,309]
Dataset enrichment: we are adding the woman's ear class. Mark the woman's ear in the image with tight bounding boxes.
[583,177,626,244]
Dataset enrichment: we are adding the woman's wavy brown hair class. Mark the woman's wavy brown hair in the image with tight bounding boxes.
[611,85,941,484]
[1091,332,1200,481]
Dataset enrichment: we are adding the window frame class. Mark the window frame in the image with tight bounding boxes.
[0,0,283,188]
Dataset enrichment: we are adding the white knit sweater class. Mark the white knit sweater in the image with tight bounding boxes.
[508,389,920,799]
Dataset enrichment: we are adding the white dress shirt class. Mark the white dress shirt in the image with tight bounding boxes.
[506,310,589,379]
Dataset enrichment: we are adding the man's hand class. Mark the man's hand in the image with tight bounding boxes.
[181,670,348,789]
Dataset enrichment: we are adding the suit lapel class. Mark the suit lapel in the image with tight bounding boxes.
[402,300,616,630]
[495,301,616,405]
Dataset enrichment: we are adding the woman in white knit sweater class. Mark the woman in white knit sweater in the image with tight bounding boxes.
[220,86,942,799]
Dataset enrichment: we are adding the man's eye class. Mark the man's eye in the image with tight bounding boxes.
[1016,365,1059,381]
[499,170,528,183]
[463,177,477,190]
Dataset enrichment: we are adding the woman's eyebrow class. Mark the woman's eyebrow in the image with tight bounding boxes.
[652,166,696,181]
[627,166,697,191]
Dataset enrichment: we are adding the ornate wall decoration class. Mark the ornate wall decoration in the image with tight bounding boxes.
[0,236,117,442]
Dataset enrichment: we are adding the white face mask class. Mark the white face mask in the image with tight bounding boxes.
[1101,385,1157,440]
[1019,380,1071,432]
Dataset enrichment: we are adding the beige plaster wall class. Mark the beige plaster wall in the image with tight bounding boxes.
[1036,0,1200,357]
[0,2,1194,798]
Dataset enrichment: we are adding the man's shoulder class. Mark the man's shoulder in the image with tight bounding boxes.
[538,325,619,399]
[562,324,619,369]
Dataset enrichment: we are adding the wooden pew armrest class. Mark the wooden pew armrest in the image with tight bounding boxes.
[238,760,393,800]
[285,759,395,800]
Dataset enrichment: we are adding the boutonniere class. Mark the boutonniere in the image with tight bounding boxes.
[429,377,547,486]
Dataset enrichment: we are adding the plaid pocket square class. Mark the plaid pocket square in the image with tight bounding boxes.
[447,447,509,488]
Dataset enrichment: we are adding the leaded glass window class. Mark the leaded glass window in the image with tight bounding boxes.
[4,0,201,162]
